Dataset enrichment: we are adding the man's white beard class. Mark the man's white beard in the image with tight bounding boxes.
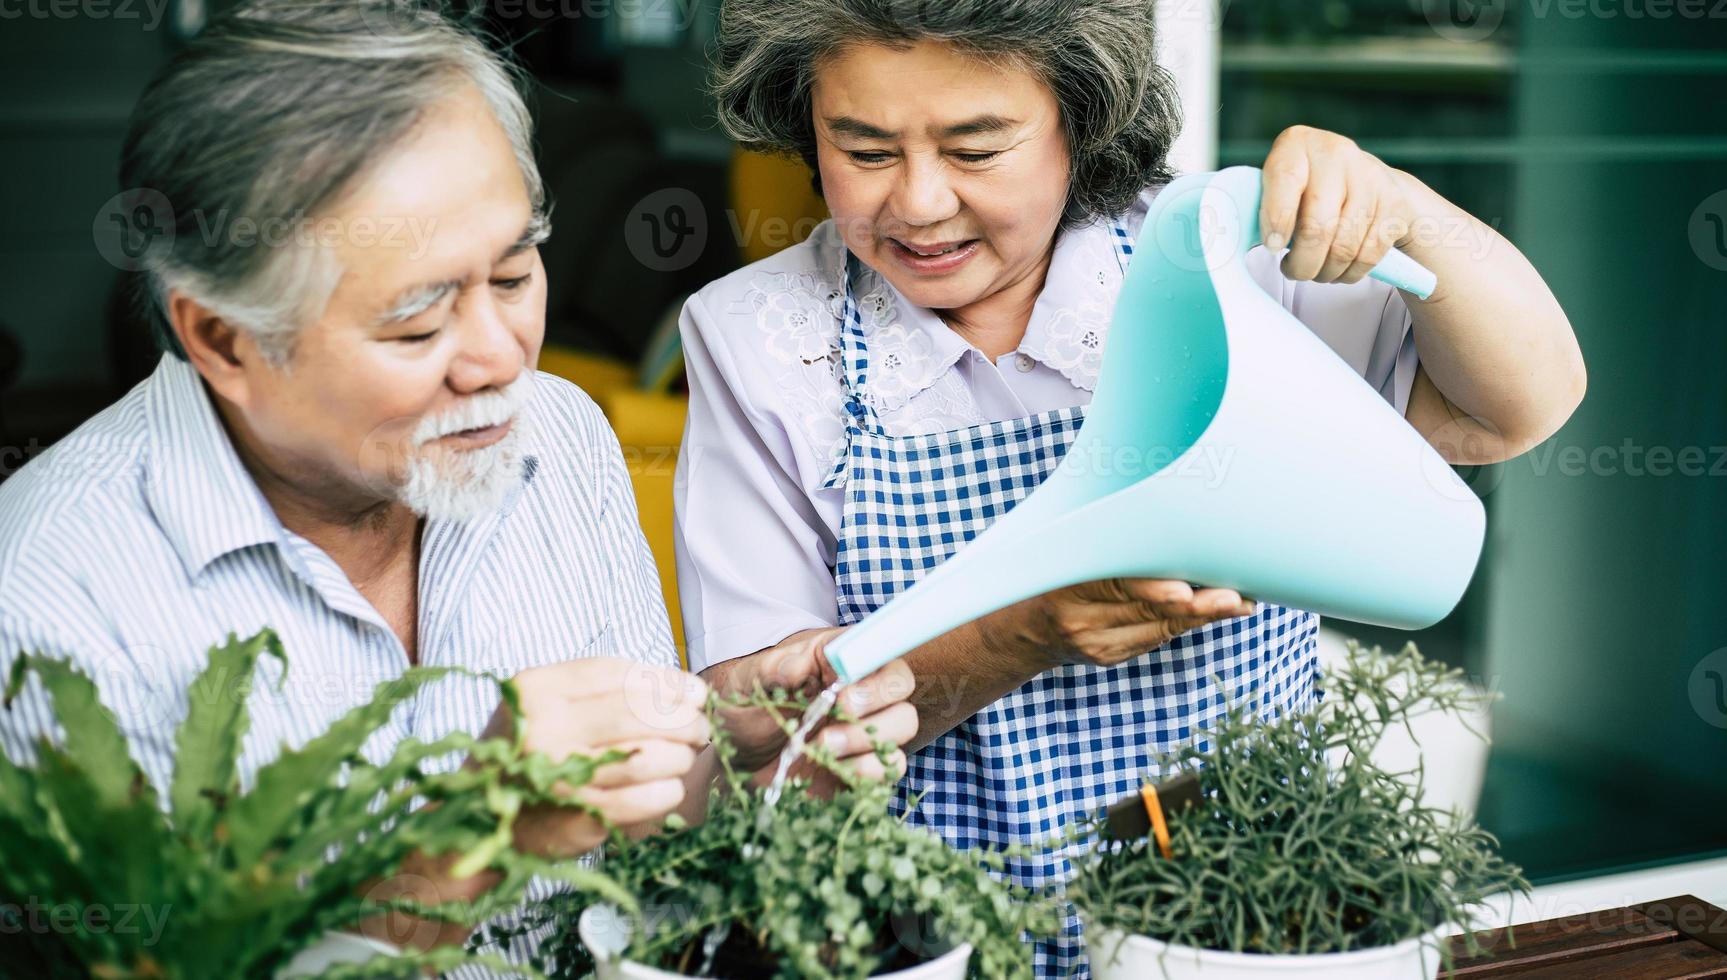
[399,372,535,521]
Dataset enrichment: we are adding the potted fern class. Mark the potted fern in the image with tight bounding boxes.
[0,629,631,979]
[478,687,1061,979]
[1071,642,1529,980]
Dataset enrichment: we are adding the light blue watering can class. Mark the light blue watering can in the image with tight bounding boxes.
[824,166,1485,684]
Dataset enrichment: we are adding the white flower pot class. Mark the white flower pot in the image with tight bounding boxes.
[1087,924,1449,980]
[275,932,401,978]
[578,905,973,979]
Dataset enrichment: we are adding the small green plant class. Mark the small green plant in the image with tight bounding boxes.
[1070,641,1529,963]
[0,629,631,979]
[480,687,1061,978]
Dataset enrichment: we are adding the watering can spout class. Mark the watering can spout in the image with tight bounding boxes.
[824,167,1480,686]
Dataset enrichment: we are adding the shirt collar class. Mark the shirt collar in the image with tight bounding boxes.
[839,246,973,414]
[1017,214,1127,392]
[143,354,285,580]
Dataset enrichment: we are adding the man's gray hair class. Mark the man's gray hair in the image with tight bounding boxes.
[121,0,546,364]
[710,0,1183,229]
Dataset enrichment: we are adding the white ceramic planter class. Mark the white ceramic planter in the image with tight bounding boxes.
[275,932,401,978]
[578,905,973,979]
[1087,924,1448,980]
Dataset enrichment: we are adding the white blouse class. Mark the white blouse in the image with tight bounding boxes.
[673,184,1420,672]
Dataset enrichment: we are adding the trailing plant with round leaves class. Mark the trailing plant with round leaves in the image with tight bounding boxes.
[1069,641,1529,966]
[0,629,632,979]
[476,687,1062,978]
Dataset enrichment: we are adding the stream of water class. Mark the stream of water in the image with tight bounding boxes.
[758,679,843,816]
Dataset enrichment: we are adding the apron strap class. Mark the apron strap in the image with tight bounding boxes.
[820,223,1134,491]
[1109,221,1134,275]
[833,252,878,430]
[820,252,875,490]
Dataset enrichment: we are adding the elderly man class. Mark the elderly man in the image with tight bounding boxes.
[0,0,915,967]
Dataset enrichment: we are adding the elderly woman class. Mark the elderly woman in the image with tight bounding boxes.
[675,0,1585,972]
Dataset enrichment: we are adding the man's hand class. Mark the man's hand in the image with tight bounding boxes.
[704,627,918,797]
[366,657,712,953]
[482,657,713,857]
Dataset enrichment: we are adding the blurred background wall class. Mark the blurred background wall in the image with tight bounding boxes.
[0,0,1722,890]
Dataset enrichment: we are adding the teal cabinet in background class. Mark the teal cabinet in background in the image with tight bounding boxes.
[1483,8,1727,881]
[1218,1,1727,882]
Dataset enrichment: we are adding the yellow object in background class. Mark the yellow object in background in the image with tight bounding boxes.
[536,345,637,398]
[604,385,688,653]
[730,148,828,265]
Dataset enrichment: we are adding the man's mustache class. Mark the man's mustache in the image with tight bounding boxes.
[411,373,534,446]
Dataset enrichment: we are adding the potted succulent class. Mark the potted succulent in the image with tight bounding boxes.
[479,687,1061,979]
[0,629,629,979]
[1070,641,1529,980]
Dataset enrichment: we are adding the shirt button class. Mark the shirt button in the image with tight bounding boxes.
[1014,353,1035,373]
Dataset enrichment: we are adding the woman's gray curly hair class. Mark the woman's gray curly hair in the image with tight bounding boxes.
[709,0,1183,228]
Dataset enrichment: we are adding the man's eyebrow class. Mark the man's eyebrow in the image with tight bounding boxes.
[376,280,459,326]
[375,214,551,327]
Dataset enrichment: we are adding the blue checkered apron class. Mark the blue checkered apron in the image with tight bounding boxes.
[820,228,1322,977]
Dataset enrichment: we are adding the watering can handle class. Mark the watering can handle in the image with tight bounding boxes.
[1218,165,1437,301]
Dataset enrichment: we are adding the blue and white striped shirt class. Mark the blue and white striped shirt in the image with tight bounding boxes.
[0,353,677,969]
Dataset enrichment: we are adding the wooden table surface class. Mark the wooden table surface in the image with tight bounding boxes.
[1441,895,1727,978]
